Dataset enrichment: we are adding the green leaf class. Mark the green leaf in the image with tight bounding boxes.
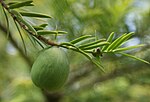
[7,2,19,5]
[32,24,48,31]
[37,30,57,35]
[22,20,37,35]
[79,38,106,48]
[57,31,68,34]
[116,32,134,48]
[91,58,105,72]
[113,44,145,52]
[32,36,45,49]
[106,34,126,51]
[106,32,134,52]
[101,32,115,51]
[118,52,150,64]
[37,30,67,35]
[60,42,105,72]
[8,1,34,6]
[2,7,10,39]
[14,20,27,54]
[27,33,45,49]
[39,24,48,28]
[33,26,44,31]
[26,33,36,48]
[60,42,91,59]
[81,41,110,50]
[60,42,77,50]
[9,0,33,9]
[74,37,96,47]
[70,35,93,44]
[19,12,52,18]
[10,10,37,35]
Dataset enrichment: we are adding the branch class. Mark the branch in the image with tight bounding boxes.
[0,2,68,101]
[0,22,65,102]
[0,0,59,47]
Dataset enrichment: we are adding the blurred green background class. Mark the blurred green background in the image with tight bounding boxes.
[0,0,150,102]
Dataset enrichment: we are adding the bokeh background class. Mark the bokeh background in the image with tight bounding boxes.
[0,0,150,102]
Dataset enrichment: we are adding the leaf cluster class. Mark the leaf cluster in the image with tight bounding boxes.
[1,0,149,72]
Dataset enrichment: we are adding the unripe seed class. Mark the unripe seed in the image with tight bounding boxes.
[31,47,69,91]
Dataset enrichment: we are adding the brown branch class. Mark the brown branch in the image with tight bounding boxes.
[0,23,64,102]
[1,0,149,101]
[0,1,65,102]
[0,0,59,47]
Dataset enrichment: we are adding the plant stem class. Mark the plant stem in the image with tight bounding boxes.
[0,0,59,47]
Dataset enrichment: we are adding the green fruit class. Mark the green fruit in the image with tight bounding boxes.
[31,47,69,91]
